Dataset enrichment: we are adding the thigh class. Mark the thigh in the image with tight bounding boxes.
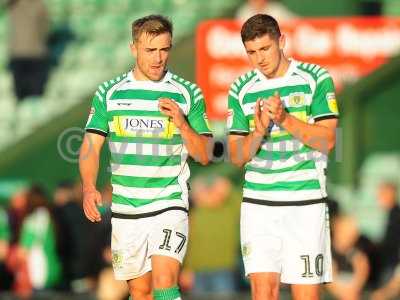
[241,203,283,276]
[281,203,332,285]
[149,210,188,264]
[111,218,152,281]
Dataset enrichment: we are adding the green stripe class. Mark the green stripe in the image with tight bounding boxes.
[109,134,182,145]
[246,160,315,174]
[110,110,164,117]
[110,90,186,104]
[255,145,312,161]
[112,175,178,188]
[244,180,321,191]
[112,192,182,207]
[111,154,181,166]
[243,85,311,104]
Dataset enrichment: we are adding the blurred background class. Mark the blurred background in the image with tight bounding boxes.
[0,0,400,299]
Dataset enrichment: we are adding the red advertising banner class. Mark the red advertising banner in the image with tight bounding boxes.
[196,18,400,120]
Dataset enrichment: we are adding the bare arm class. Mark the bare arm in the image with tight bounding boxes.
[349,250,370,294]
[79,132,105,222]
[228,132,264,168]
[371,269,400,300]
[159,98,211,165]
[179,123,212,165]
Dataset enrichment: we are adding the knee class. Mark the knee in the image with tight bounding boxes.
[251,279,279,300]
[130,286,152,300]
[152,273,177,289]
[253,286,279,300]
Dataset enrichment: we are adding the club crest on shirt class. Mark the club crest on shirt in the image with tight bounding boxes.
[288,93,305,107]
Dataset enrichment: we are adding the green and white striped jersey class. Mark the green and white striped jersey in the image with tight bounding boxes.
[228,60,339,203]
[85,70,211,214]
[0,207,10,242]
[20,208,61,288]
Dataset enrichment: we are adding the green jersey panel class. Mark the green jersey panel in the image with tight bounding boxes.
[0,208,10,242]
[228,94,249,133]
[188,97,210,134]
[85,91,109,134]
[311,75,339,119]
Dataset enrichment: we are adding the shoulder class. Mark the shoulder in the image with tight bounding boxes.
[229,70,258,101]
[295,61,331,84]
[169,74,203,103]
[95,72,129,101]
[230,70,258,92]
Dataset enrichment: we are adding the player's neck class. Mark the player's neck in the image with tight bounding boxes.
[269,55,290,79]
[132,67,167,82]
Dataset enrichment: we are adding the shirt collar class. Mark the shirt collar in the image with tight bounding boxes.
[255,58,297,83]
[129,69,172,83]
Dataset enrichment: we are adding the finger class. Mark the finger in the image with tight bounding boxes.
[83,206,94,222]
[84,205,96,222]
[265,102,277,114]
[159,102,179,114]
[159,107,174,117]
[254,98,261,116]
[159,98,179,110]
[85,197,101,221]
[83,201,95,222]
[95,192,102,206]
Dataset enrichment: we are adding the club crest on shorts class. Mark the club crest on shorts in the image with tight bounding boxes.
[112,250,123,269]
[242,243,252,257]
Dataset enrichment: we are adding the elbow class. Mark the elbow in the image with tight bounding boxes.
[326,139,336,154]
[230,157,245,168]
[198,156,210,166]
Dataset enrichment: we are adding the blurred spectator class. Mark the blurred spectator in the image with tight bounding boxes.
[96,184,129,300]
[53,180,96,293]
[5,189,30,296]
[327,215,370,300]
[370,182,400,299]
[236,0,297,23]
[0,206,13,290]
[180,175,241,297]
[17,185,61,296]
[6,0,50,101]
[360,0,382,15]
[7,189,27,244]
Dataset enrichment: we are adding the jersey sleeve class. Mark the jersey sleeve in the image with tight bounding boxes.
[85,88,109,136]
[311,73,339,121]
[227,84,249,135]
[187,87,212,135]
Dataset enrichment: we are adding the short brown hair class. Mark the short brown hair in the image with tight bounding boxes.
[132,15,173,41]
[241,14,281,43]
